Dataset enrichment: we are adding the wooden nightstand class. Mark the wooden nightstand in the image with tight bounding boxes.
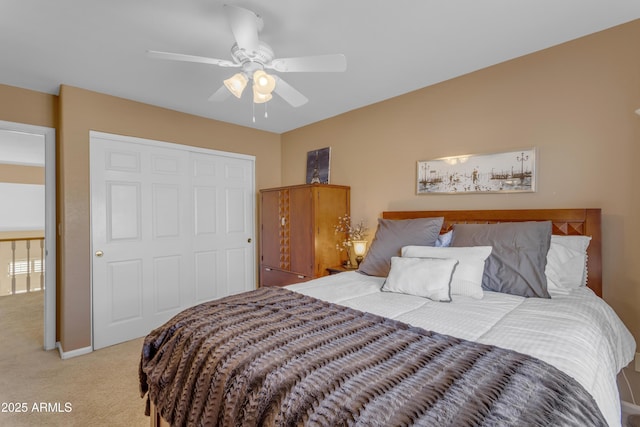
[326,265,358,275]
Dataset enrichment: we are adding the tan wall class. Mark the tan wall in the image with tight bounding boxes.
[282,20,640,396]
[57,85,281,351]
[0,84,58,129]
[0,164,45,184]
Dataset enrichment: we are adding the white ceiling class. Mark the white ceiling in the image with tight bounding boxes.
[2,0,640,134]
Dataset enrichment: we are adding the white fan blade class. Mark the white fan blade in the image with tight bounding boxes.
[208,85,231,102]
[273,76,308,107]
[267,54,347,73]
[224,4,260,54]
[147,50,239,68]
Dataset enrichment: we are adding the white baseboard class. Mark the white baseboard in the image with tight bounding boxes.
[56,342,93,360]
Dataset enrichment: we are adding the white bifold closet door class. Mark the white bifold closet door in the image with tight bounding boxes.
[90,132,255,350]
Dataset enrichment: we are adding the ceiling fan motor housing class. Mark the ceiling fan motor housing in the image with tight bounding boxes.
[231,41,274,68]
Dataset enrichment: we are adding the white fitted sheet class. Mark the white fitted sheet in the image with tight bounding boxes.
[287,272,636,427]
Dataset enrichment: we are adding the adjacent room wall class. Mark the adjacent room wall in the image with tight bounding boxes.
[57,85,281,352]
[0,164,45,184]
[282,20,640,397]
[0,164,45,232]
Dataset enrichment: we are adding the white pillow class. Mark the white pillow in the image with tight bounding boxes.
[381,256,457,302]
[401,246,492,299]
[545,235,591,289]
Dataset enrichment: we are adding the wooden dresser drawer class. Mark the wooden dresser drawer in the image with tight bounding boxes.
[260,266,311,287]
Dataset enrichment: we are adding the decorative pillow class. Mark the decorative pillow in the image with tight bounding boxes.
[451,221,552,298]
[358,217,444,277]
[545,235,591,289]
[435,230,453,247]
[381,256,457,302]
[401,245,492,299]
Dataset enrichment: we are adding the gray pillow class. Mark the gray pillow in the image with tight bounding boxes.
[450,221,552,298]
[358,217,444,277]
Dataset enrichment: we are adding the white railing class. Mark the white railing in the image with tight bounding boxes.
[0,238,45,296]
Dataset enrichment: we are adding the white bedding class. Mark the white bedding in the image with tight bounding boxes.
[287,272,636,427]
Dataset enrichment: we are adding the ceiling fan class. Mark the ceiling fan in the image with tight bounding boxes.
[147,4,347,108]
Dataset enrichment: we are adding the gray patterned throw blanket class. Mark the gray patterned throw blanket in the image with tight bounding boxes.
[139,287,606,427]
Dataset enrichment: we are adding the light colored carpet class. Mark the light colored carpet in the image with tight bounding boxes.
[0,292,149,427]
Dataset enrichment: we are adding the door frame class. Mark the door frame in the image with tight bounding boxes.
[0,119,56,350]
[89,130,256,349]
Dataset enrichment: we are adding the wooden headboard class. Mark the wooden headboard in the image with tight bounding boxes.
[382,209,602,297]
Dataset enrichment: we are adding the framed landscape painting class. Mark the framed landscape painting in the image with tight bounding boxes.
[417,148,536,194]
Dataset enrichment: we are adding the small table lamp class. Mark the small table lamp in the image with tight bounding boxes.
[351,240,368,268]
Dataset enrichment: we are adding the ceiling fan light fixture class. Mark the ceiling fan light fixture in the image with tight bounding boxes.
[253,85,272,103]
[253,70,276,95]
[224,73,248,98]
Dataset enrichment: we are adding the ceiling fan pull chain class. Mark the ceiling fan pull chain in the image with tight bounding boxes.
[252,101,256,123]
[264,102,268,119]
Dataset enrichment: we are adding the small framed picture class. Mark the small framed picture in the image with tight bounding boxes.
[417,148,536,194]
[306,147,331,184]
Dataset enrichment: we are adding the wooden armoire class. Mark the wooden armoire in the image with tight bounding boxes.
[259,184,350,287]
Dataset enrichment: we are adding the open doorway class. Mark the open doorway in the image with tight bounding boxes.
[0,120,55,350]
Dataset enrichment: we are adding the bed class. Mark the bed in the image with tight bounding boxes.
[139,208,636,427]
